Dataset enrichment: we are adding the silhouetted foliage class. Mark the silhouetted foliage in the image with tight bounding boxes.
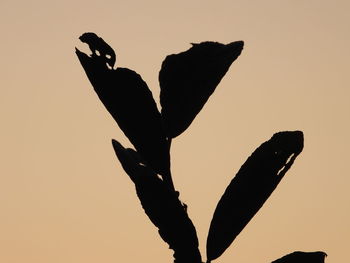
[159,41,244,138]
[112,139,201,263]
[79,32,116,69]
[271,251,327,263]
[206,131,304,261]
[76,32,326,263]
[75,33,174,190]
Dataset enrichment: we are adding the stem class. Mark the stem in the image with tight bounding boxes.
[164,137,176,192]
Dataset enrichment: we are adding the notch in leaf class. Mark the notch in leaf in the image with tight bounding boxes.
[159,41,244,138]
[206,131,304,262]
[112,139,202,263]
[75,33,174,190]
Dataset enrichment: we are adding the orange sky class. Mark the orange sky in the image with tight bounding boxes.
[1,1,349,262]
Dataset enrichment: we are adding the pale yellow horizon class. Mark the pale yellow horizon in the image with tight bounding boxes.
[1,1,349,262]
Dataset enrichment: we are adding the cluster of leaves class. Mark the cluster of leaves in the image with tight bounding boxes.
[76,32,326,263]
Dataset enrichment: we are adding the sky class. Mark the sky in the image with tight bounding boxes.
[1,0,349,262]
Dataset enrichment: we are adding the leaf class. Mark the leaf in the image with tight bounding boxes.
[159,41,244,138]
[271,251,327,263]
[75,32,173,190]
[206,131,304,262]
[112,139,202,263]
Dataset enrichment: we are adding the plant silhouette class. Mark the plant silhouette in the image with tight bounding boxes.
[206,131,304,261]
[112,139,201,263]
[76,33,173,190]
[76,32,327,263]
[271,251,327,263]
[159,41,244,138]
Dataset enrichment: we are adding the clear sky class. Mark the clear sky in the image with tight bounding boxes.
[1,0,349,262]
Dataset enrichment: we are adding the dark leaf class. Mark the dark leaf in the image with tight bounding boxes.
[76,32,173,190]
[271,251,327,263]
[206,131,304,261]
[112,139,202,263]
[159,41,244,138]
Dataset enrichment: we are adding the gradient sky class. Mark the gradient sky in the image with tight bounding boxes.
[1,0,349,262]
